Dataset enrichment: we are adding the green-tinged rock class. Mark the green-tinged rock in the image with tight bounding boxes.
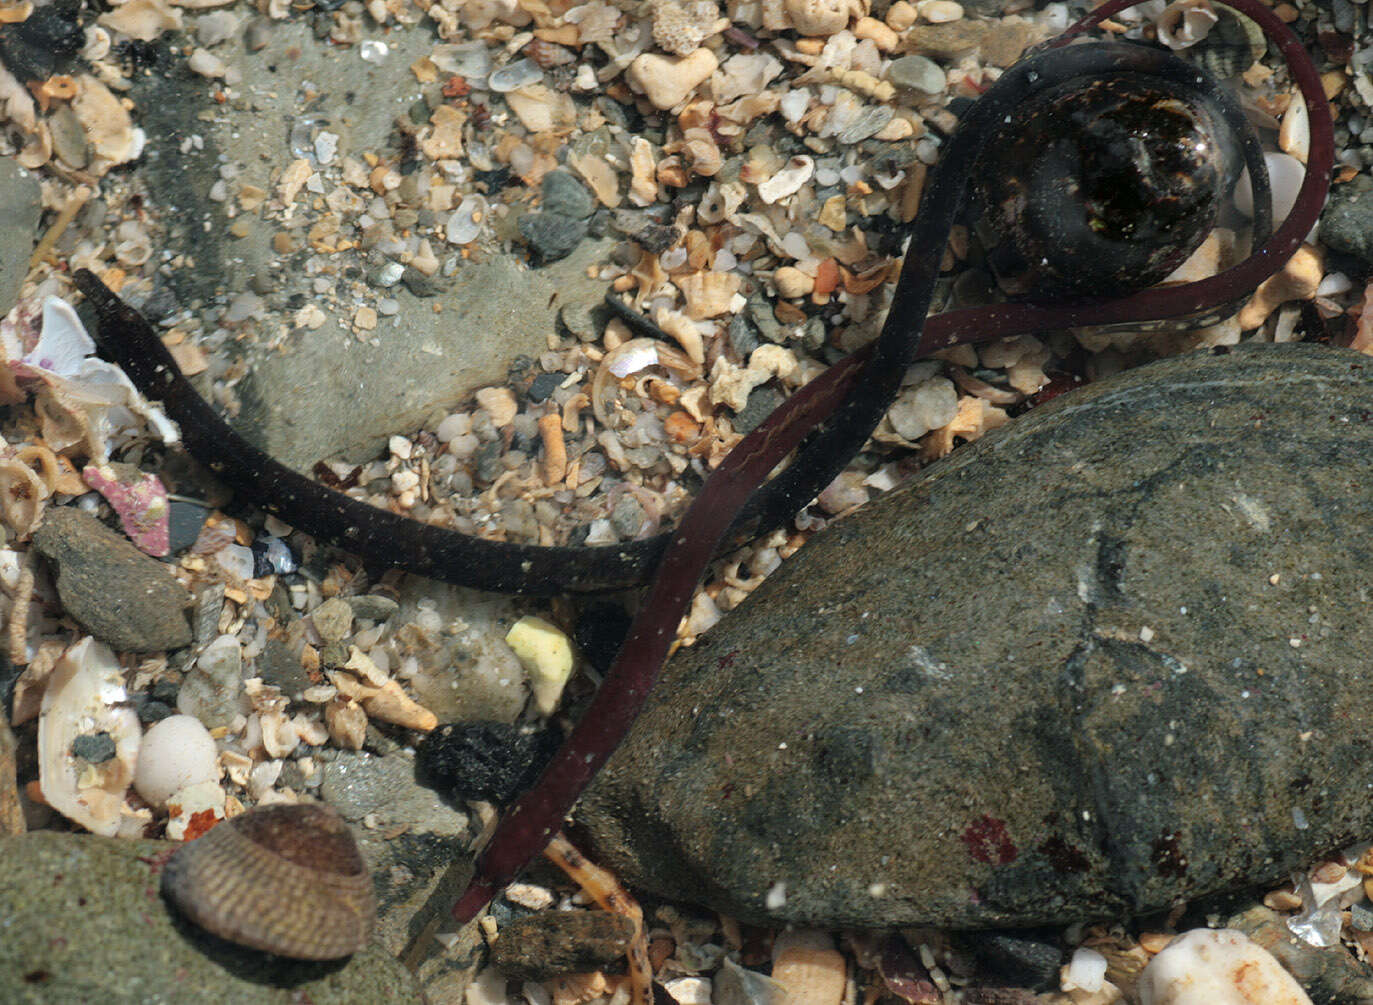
[580,344,1373,929]
[0,831,422,1004]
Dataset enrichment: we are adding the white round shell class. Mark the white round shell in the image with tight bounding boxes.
[134,714,219,808]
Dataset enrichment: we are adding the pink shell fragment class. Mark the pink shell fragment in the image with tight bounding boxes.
[83,463,170,556]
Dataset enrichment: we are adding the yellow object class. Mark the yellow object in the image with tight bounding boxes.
[506,616,575,715]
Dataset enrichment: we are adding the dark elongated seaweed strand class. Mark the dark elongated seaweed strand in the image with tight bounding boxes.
[444,0,1333,928]
[72,271,665,596]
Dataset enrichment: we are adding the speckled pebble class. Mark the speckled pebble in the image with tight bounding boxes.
[1320,182,1373,266]
[33,508,192,653]
[312,596,354,642]
[887,54,947,94]
[489,911,636,981]
[518,212,589,263]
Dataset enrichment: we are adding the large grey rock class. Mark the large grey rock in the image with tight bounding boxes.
[0,831,422,1003]
[580,344,1373,929]
[127,17,613,470]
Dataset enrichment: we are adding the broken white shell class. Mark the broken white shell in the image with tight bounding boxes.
[678,269,742,320]
[625,49,718,111]
[38,638,141,836]
[97,0,183,42]
[1155,0,1217,50]
[72,74,144,169]
[757,155,815,204]
[785,0,860,36]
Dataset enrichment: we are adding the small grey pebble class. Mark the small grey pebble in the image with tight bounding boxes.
[519,213,588,263]
[243,17,272,50]
[728,313,760,357]
[733,385,785,435]
[559,302,598,342]
[610,495,647,539]
[401,266,448,298]
[527,372,565,403]
[345,594,400,622]
[167,500,210,555]
[70,731,116,764]
[139,285,181,323]
[136,700,176,725]
[633,223,679,254]
[539,170,594,220]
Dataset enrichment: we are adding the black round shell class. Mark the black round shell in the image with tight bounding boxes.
[971,72,1235,301]
[161,803,375,960]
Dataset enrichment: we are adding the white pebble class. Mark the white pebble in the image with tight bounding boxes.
[1234,152,1306,224]
[214,542,256,579]
[919,0,963,22]
[1137,929,1312,1005]
[1062,947,1108,992]
[133,715,220,808]
[888,377,957,441]
[313,130,339,166]
[435,412,471,442]
[187,47,227,78]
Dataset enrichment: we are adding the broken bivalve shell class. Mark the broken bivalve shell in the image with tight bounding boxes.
[38,637,142,836]
[161,802,376,960]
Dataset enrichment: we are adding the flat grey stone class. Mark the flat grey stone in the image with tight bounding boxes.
[126,17,612,471]
[320,750,466,837]
[888,55,947,95]
[0,831,422,1004]
[580,344,1373,929]
[33,508,192,652]
[539,170,595,221]
[0,159,40,315]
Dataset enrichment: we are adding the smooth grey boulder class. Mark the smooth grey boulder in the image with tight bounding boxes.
[0,832,422,1004]
[579,344,1373,929]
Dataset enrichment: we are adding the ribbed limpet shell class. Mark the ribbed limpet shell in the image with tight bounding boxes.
[161,803,375,960]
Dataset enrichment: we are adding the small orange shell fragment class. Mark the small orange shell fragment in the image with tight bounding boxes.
[664,410,701,443]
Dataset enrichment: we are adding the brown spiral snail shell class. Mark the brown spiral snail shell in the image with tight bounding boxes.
[971,70,1240,301]
[161,803,376,960]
